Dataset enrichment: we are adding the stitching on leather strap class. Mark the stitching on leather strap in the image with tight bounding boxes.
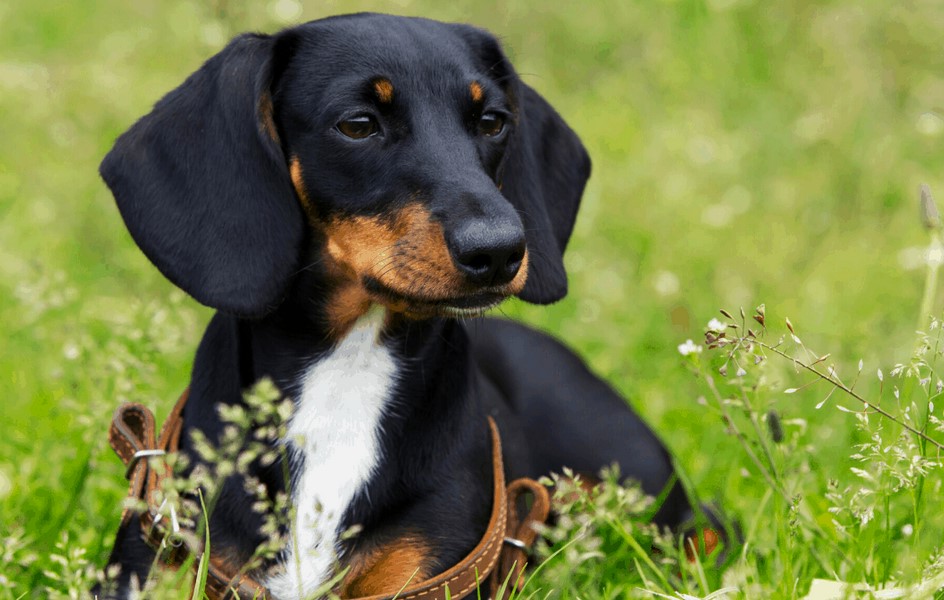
[386,417,507,600]
[397,498,507,599]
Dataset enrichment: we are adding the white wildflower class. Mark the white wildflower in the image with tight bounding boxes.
[678,339,703,356]
[63,343,80,360]
[706,318,727,334]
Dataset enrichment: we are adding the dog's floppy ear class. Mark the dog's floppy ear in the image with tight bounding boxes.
[100,33,303,317]
[500,80,591,304]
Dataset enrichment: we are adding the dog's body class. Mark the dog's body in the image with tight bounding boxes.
[101,14,693,598]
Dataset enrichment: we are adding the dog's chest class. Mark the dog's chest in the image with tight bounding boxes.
[265,311,396,599]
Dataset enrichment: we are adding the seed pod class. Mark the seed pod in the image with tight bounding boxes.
[720,309,734,319]
[921,184,940,231]
[767,409,784,443]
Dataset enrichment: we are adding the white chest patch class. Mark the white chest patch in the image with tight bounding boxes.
[265,310,396,599]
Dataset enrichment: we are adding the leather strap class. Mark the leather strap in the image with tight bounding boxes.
[352,418,509,600]
[109,393,550,600]
[109,389,267,597]
[497,477,551,594]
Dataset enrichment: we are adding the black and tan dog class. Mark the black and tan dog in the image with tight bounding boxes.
[100,13,697,598]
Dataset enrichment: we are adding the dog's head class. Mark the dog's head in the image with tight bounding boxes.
[101,14,590,321]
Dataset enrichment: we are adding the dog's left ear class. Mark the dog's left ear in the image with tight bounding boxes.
[501,81,591,304]
[455,25,592,304]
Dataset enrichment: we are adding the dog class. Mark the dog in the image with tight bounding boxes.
[99,13,697,599]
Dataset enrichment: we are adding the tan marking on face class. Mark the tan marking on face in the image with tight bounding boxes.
[322,203,529,317]
[470,81,484,103]
[373,78,394,104]
[323,282,374,337]
[258,91,279,143]
[340,536,431,597]
[324,204,460,297]
[511,250,529,294]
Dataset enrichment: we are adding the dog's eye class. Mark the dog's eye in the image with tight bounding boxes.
[477,112,505,137]
[337,115,379,139]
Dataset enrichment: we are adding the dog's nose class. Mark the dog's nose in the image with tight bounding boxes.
[448,220,526,287]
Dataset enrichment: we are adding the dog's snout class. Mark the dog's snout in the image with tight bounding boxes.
[449,220,526,286]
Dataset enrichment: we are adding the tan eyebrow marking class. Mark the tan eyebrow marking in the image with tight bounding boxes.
[373,78,394,103]
[470,81,483,103]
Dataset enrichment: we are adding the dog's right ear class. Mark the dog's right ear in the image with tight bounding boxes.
[101,33,303,317]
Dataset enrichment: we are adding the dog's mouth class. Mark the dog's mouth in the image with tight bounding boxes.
[363,276,507,318]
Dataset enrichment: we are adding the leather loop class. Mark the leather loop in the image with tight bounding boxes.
[109,403,157,467]
[110,403,157,526]
[495,478,551,595]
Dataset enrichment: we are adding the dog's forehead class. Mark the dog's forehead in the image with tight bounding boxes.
[289,14,486,88]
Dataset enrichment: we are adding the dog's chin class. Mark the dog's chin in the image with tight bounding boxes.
[362,277,508,319]
[424,295,506,318]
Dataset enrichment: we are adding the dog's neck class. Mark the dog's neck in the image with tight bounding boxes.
[183,247,495,593]
[249,293,471,405]
[194,284,485,596]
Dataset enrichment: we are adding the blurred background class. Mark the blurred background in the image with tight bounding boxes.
[2,0,944,594]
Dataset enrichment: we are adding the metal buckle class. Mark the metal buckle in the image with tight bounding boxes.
[503,537,529,552]
[125,448,167,479]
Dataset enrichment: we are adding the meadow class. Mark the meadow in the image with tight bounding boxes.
[2,0,944,597]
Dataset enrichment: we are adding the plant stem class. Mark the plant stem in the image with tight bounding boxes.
[758,342,944,453]
[740,387,780,481]
[918,230,943,332]
[705,376,788,502]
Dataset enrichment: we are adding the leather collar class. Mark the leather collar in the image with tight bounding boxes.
[109,389,550,599]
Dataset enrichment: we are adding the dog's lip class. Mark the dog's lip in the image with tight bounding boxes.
[362,277,507,315]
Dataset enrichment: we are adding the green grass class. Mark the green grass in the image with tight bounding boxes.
[3,0,944,597]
